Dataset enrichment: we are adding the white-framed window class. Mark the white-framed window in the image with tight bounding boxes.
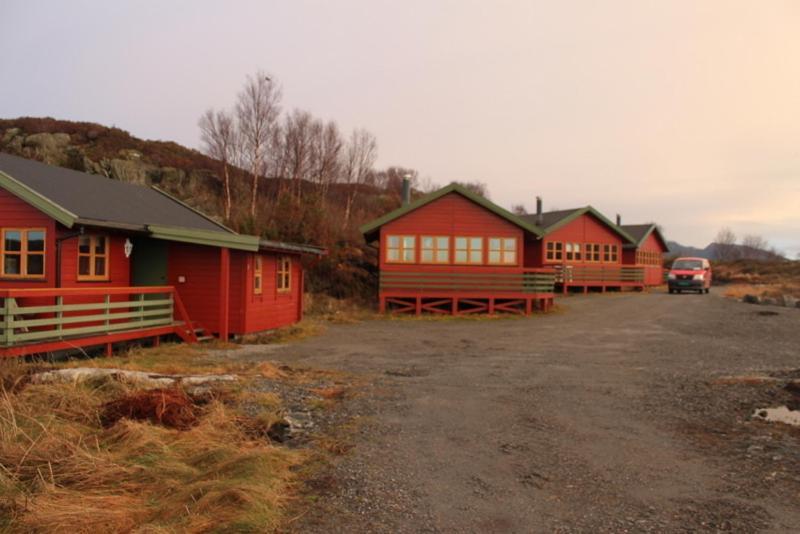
[386,235,416,263]
[455,236,483,264]
[488,237,517,265]
[421,236,450,264]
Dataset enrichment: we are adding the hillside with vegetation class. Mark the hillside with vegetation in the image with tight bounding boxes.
[0,113,418,301]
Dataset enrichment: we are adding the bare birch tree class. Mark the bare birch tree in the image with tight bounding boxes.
[236,72,281,218]
[714,227,739,261]
[310,120,343,199]
[198,109,238,220]
[741,234,769,253]
[341,128,377,224]
[283,109,314,199]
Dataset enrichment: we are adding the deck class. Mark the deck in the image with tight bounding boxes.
[554,265,646,292]
[379,269,556,315]
[0,286,198,358]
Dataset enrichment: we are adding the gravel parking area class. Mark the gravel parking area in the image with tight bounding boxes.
[270,290,800,533]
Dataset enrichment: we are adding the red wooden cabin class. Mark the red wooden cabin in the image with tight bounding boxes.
[518,200,645,293]
[0,154,324,357]
[619,223,669,286]
[360,183,555,315]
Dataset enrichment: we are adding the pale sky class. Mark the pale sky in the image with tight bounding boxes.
[2,1,799,256]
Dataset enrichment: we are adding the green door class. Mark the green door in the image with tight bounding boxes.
[131,238,169,287]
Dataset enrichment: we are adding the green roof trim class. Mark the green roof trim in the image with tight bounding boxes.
[0,170,77,228]
[148,224,260,251]
[151,186,236,234]
[621,224,668,250]
[259,239,327,256]
[360,183,544,240]
[542,206,638,244]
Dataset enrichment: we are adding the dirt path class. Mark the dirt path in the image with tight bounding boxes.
[270,290,800,532]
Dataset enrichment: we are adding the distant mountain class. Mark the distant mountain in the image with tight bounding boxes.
[667,241,784,261]
[666,241,708,258]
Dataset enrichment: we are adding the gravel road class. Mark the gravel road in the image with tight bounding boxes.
[273,290,800,533]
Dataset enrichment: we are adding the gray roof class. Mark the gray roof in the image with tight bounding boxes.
[620,224,654,243]
[0,153,231,234]
[519,208,582,230]
[620,223,668,249]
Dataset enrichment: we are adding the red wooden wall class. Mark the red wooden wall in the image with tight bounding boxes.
[168,242,222,334]
[0,188,130,289]
[526,213,623,267]
[229,251,303,334]
[379,192,525,275]
[58,232,131,288]
[0,188,57,289]
[622,231,668,286]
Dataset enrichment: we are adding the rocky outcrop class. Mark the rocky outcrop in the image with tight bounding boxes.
[0,126,223,217]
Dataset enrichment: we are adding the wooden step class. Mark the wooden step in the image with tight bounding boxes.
[196,335,215,343]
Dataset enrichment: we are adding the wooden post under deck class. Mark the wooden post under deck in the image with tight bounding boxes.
[219,247,230,341]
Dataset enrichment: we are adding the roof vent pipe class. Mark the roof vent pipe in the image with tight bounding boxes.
[536,196,543,225]
[616,214,621,226]
[401,176,411,206]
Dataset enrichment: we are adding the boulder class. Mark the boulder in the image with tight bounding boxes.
[102,158,153,185]
[780,295,798,308]
[118,148,143,160]
[1,127,21,145]
[742,294,761,304]
[23,132,70,149]
[762,297,779,306]
[21,132,72,165]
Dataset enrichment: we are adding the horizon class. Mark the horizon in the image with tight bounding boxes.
[1,1,798,257]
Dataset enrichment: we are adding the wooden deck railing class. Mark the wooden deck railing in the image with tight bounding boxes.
[555,265,645,284]
[380,269,556,294]
[0,286,197,355]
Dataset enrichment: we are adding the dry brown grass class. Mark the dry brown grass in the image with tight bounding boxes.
[310,386,348,401]
[0,379,302,533]
[722,282,800,300]
[0,350,308,533]
[304,293,376,324]
[239,320,326,345]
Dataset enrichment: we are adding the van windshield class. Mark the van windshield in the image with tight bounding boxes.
[672,259,704,270]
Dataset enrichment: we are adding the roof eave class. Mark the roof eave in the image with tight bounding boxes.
[359,183,544,240]
[258,239,327,256]
[74,218,149,233]
[150,186,236,234]
[147,224,260,251]
[0,170,78,228]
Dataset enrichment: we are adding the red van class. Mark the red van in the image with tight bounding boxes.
[667,257,712,294]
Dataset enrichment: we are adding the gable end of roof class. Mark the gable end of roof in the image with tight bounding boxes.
[359,183,544,240]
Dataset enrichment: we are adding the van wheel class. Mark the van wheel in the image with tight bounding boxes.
[669,288,675,294]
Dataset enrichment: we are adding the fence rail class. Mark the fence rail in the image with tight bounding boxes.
[380,270,556,294]
[0,286,196,350]
[555,265,645,284]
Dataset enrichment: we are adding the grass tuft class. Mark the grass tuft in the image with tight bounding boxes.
[0,362,302,532]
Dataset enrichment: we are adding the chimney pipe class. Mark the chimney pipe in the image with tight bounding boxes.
[401,177,411,206]
[616,214,621,226]
[536,196,543,225]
